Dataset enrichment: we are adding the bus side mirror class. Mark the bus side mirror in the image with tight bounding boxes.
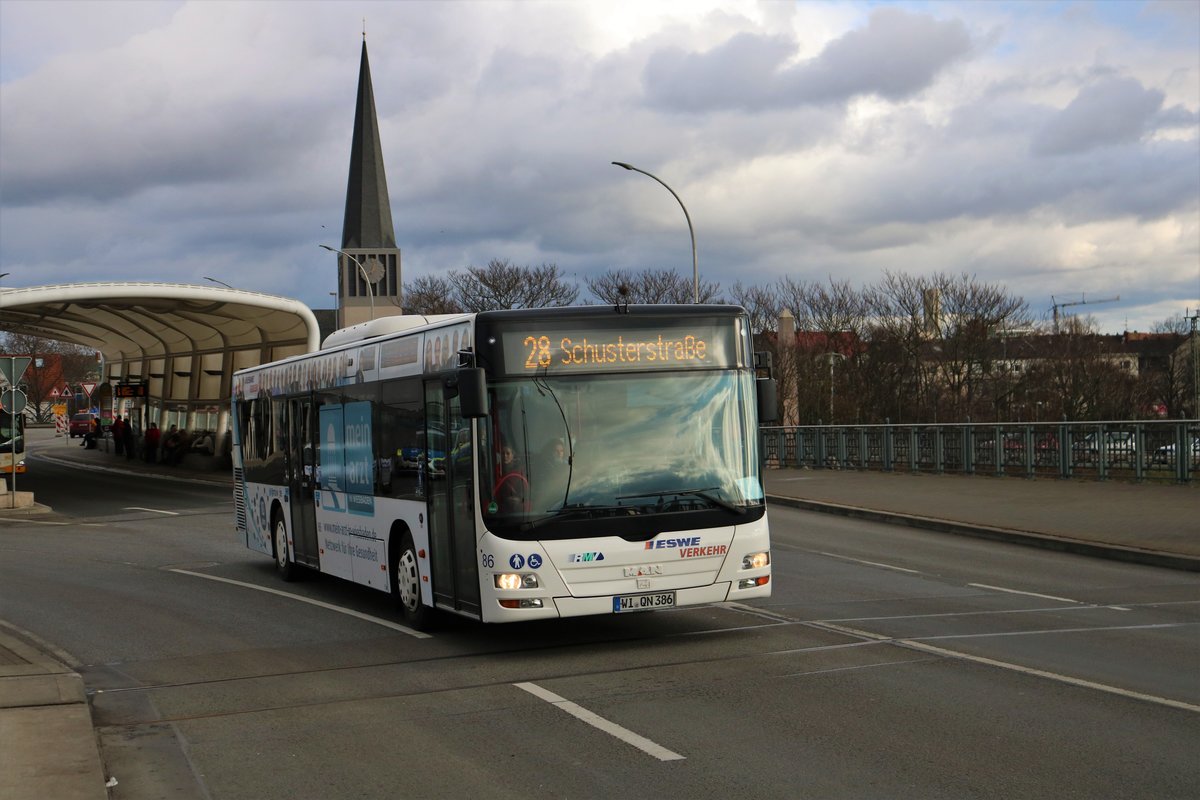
[756,378,778,424]
[457,368,489,418]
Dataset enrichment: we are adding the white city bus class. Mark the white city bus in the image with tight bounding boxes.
[231,305,775,628]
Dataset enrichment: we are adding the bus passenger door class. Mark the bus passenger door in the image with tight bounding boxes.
[288,397,319,568]
[424,381,481,616]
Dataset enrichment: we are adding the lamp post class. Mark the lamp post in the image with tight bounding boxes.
[826,352,846,423]
[1,274,11,506]
[319,244,375,320]
[611,161,698,304]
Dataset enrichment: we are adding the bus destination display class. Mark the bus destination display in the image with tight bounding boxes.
[492,320,741,375]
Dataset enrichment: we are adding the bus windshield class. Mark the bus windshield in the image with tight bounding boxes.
[481,369,763,539]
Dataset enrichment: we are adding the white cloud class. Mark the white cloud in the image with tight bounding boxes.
[0,0,1196,333]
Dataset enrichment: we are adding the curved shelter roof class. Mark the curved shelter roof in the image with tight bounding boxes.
[0,282,321,429]
[0,282,320,362]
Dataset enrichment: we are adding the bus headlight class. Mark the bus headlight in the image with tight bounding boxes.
[742,552,770,570]
[495,573,540,590]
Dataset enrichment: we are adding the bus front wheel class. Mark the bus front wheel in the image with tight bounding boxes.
[273,512,297,582]
[394,533,433,630]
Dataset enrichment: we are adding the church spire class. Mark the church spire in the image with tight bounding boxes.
[342,39,396,249]
[334,38,402,326]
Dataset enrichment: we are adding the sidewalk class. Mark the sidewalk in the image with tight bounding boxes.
[0,625,107,800]
[764,467,1199,571]
[1,428,226,799]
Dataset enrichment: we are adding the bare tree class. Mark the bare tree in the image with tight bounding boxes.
[586,268,721,305]
[727,281,781,334]
[1141,314,1195,417]
[449,259,579,312]
[0,333,97,422]
[863,271,935,422]
[402,275,463,315]
[1023,320,1140,421]
[927,272,1032,421]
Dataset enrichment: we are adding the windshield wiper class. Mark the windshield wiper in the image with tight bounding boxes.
[616,487,746,516]
[519,504,643,532]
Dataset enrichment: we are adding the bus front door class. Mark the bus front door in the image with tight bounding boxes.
[424,381,480,616]
[288,397,319,568]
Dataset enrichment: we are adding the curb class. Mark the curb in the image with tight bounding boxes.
[0,625,108,800]
[766,494,1200,573]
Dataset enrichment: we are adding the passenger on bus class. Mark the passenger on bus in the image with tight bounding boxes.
[493,443,528,513]
[539,438,571,508]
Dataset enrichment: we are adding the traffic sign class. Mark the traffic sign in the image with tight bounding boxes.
[50,387,61,398]
[81,382,97,397]
[1,389,27,415]
[0,357,31,387]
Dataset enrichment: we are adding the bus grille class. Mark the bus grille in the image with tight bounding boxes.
[233,468,246,530]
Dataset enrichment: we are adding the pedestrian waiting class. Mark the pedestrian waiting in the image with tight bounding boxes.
[143,422,160,463]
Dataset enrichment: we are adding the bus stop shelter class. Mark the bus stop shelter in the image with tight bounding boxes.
[0,282,321,436]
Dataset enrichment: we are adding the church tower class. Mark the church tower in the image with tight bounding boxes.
[336,37,402,327]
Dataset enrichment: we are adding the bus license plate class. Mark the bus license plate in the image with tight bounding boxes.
[613,591,676,613]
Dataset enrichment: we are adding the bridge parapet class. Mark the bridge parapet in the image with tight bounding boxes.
[760,420,1200,483]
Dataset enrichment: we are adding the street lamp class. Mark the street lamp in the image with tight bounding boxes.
[826,352,846,423]
[611,161,698,304]
[319,244,375,320]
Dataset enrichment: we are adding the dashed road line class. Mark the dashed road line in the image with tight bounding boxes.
[515,681,685,761]
[819,552,922,574]
[812,621,1200,714]
[969,582,1131,611]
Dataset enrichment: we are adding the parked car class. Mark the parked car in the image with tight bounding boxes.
[1072,431,1137,466]
[69,412,96,438]
[1150,437,1200,468]
[976,432,1026,465]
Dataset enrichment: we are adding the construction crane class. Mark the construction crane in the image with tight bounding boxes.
[1051,293,1120,333]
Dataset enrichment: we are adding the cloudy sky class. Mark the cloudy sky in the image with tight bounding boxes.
[1,0,1197,333]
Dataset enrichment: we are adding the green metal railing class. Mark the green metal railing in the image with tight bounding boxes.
[759,420,1200,483]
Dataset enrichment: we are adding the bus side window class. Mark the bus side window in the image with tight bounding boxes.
[380,378,422,500]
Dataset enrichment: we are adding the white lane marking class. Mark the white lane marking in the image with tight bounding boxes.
[785,657,934,678]
[514,682,685,762]
[969,583,1130,611]
[814,621,1200,714]
[721,601,796,624]
[124,507,180,516]
[0,517,68,525]
[969,583,1079,604]
[910,639,1200,714]
[819,552,921,574]
[169,569,431,639]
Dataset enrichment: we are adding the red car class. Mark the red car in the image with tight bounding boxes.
[69,412,96,438]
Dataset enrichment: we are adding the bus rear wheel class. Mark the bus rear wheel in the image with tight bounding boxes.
[273,512,297,582]
[394,533,433,630]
